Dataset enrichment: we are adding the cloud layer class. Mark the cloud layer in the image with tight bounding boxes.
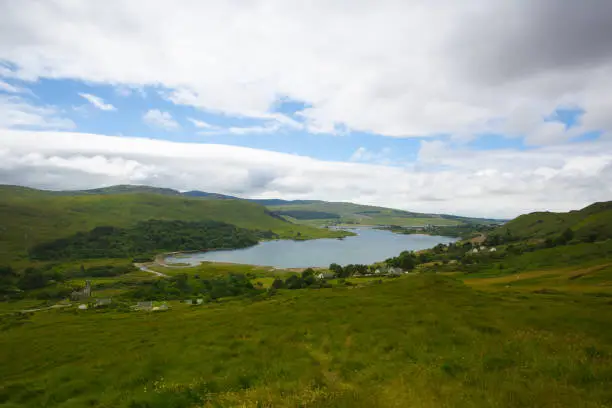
[1,1,611,141]
[2,130,611,218]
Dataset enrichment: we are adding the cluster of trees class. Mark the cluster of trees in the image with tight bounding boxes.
[29,220,261,261]
[0,263,137,299]
[544,228,575,247]
[72,264,135,277]
[270,268,329,290]
[329,263,369,278]
[128,273,257,301]
[385,251,417,270]
[380,223,497,239]
[0,264,65,296]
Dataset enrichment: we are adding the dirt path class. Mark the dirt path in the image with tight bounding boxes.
[135,263,169,278]
[20,304,72,313]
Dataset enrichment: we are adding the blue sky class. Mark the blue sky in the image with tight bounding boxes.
[1,1,611,218]
[2,77,589,163]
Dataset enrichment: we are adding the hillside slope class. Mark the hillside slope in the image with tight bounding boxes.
[265,201,498,227]
[1,275,611,407]
[489,201,612,242]
[0,186,346,263]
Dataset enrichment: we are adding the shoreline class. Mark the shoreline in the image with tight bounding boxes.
[150,226,457,272]
[151,254,328,273]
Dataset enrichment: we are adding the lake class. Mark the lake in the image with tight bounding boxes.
[165,227,457,268]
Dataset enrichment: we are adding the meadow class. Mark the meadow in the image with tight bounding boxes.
[1,274,612,408]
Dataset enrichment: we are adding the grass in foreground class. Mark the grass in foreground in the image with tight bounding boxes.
[1,275,612,407]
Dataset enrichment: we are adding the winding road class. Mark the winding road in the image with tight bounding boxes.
[135,263,169,278]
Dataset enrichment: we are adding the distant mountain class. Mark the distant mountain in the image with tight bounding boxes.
[262,201,500,227]
[249,199,325,206]
[61,185,183,196]
[0,183,501,227]
[183,191,240,200]
[488,201,612,243]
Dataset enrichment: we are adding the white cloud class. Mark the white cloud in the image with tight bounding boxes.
[143,109,180,130]
[226,123,280,135]
[0,95,75,129]
[191,114,302,136]
[350,147,393,165]
[188,118,215,129]
[2,129,612,219]
[0,79,29,94]
[1,1,611,143]
[78,93,116,111]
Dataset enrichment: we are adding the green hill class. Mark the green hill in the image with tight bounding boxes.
[489,201,612,243]
[0,185,347,264]
[265,201,493,227]
[4,184,502,229]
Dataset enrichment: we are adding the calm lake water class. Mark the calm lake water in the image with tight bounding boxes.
[166,228,456,268]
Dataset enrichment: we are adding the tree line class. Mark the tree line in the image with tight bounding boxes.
[0,263,137,300]
[28,219,263,261]
[128,273,258,301]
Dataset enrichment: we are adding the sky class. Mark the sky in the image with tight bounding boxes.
[1,1,612,218]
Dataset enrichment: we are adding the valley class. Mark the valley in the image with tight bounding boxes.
[1,184,611,407]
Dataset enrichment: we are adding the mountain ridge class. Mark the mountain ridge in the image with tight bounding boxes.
[4,184,502,225]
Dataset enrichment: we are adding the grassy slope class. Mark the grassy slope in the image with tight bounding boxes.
[267,201,463,227]
[1,275,612,407]
[0,186,346,264]
[492,201,612,241]
[464,263,612,294]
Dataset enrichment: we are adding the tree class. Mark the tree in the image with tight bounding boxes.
[561,228,574,243]
[271,278,284,289]
[284,275,304,290]
[303,274,316,286]
[301,268,315,279]
[18,267,48,290]
[0,265,15,280]
[0,265,18,295]
[329,263,343,276]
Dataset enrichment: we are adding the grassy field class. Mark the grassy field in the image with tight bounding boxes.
[1,275,612,407]
[463,240,612,278]
[0,185,349,264]
[147,261,285,279]
[462,262,612,294]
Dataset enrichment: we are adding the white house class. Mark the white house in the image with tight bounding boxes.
[317,272,335,280]
[490,247,497,252]
[95,298,112,307]
[136,301,153,311]
[387,267,403,276]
